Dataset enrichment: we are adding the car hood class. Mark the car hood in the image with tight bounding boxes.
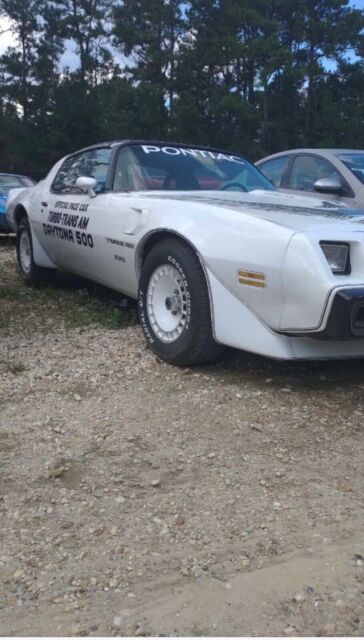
[145,189,364,233]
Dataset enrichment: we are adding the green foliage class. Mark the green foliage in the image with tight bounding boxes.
[0,0,363,178]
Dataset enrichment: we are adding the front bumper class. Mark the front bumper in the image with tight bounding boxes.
[312,288,364,340]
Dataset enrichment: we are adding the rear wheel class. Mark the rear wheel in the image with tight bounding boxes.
[16,217,53,284]
[138,238,224,366]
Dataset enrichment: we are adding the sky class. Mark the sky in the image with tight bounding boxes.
[0,16,130,70]
[0,0,363,71]
[0,17,119,70]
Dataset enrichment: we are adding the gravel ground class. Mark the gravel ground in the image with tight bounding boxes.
[1,239,364,636]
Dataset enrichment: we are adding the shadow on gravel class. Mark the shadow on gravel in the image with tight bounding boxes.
[51,271,138,312]
[0,236,137,331]
[0,233,15,245]
[2,235,364,390]
[205,347,364,393]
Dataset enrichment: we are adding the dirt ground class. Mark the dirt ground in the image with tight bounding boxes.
[1,238,364,637]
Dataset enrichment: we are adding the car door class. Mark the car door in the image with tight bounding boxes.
[42,147,114,280]
[87,145,152,297]
[282,153,355,206]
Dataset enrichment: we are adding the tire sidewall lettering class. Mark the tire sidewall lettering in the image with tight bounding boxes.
[139,251,193,346]
[138,290,155,344]
[138,240,214,365]
[167,254,191,329]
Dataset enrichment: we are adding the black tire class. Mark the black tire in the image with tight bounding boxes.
[138,238,224,366]
[16,217,54,285]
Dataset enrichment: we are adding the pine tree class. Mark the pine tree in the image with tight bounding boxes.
[113,0,185,137]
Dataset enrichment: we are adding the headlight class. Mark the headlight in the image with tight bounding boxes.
[320,242,350,274]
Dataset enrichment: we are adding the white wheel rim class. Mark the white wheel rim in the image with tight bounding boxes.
[147,264,188,343]
[19,231,31,274]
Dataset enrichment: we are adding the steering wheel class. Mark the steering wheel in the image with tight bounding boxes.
[220,183,247,192]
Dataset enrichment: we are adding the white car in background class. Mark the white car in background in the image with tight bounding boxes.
[6,140,364,366]
[256,149,364,209]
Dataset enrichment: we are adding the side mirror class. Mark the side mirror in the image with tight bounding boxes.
[76,176,97,197]
[314,177,346,196]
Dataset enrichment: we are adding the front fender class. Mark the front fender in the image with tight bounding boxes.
[136,200,295,332]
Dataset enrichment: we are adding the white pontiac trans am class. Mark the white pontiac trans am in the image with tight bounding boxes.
[6,140,364,366]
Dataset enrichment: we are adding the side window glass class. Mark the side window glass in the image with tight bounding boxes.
[113,147,134,191]
[259,156,289,187]
[114,148,206,191]
[289,155,341,191]
[52,148,112,194]
[113,146,166,191]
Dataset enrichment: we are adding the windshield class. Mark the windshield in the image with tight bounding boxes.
[0,174,34,193]
[337,153,364,185]
[114,144,276,193]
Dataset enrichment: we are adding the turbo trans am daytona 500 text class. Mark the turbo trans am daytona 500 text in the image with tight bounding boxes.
[6,140,364,366]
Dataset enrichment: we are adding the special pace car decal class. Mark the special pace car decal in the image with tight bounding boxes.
[106,237,135,250]
[140,145,246,164]
[106,237,135,264]
[42,200,94,248]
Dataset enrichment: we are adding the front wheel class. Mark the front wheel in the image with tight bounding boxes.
[138,239,224,366]
[16,217,54,285]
